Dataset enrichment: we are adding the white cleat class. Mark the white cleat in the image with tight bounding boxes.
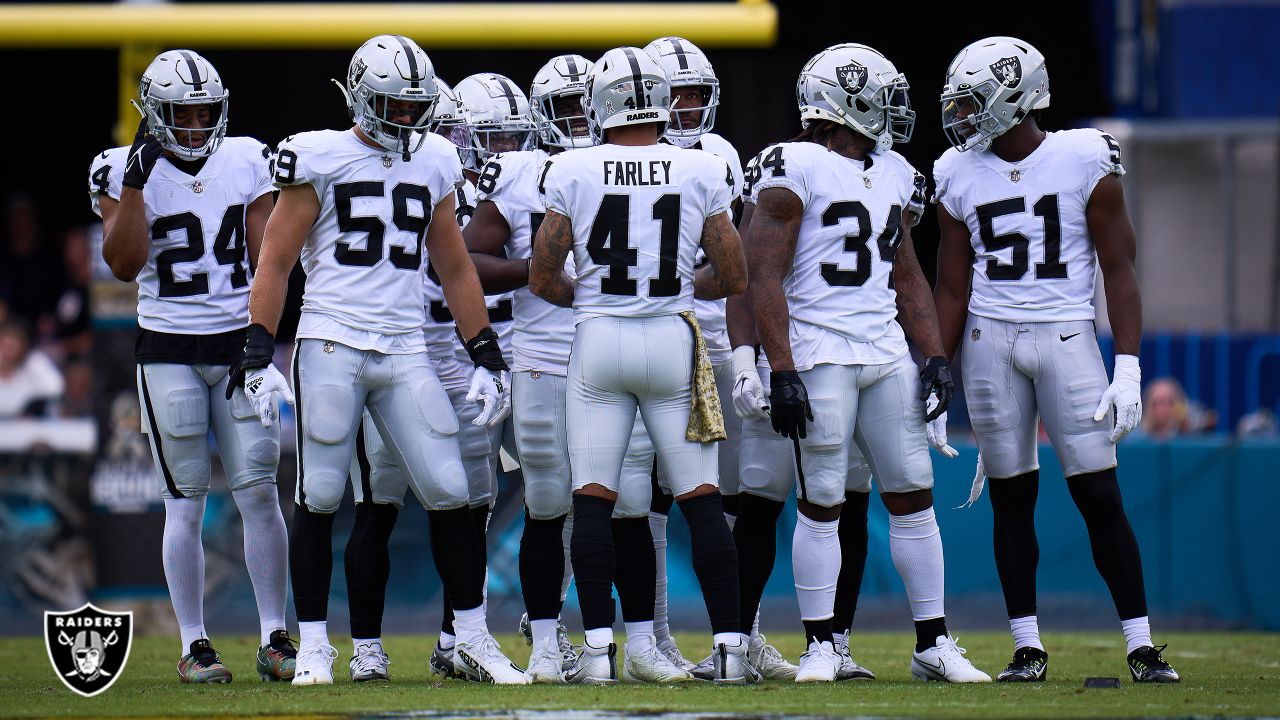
[349,641,390,682]
[707,638,761,685]
[454,635,530,685]
[291,644,337,686]
[795,640,839,683]
[749,633,799,681]
[833,631,875,680]
[562,642,618,685]
[657,635,696,672]
[622,637,694,683]
[526,641,566,684]
[911,635,992,683]
[519,612,579,671]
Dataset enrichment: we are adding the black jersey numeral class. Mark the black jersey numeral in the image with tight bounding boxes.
[586,193,682,297]
[153,204,248,298]
[975,194,1066,281]
[333,181,432,270]
[818,201,902,289]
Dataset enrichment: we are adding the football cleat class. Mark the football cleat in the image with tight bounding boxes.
[454,635,530,685]
[621,637,694,683]
[833,632,875,681]
[701,638,761,685]
[657,635,697,672]
[526,642,567,684]
[256,630,297,682]
[1128,645,1180,683]
[429,642,460,679]
[518,613,579,671]
[177,639,233,684]
[749,633,799,681]
[349,641,390,682]
[795,639,840,683]
[911,635,992,683]
[291,644,337,686]
[997,646,1048,682]
[562,642,618,685]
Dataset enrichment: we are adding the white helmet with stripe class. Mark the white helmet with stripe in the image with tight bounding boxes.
[583,47,671,142]
[335,34,439,160]
[529,54,595,150]
[135,49,229,160]
[453,72,536,171]
[643,36,719,148]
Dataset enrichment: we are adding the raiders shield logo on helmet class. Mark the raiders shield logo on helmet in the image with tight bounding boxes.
[836,63,868,95]
[45,603,133,697]
[989,56,1022,88]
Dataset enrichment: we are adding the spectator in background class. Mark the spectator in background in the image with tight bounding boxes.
[59,357,93,418]
[1135,377,1216,440]
[0,194,64,338]
[54,227,92,362]
[1236,408,1278,438]
[0,320,63,417]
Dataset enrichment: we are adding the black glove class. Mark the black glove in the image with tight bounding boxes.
[920,355,954,423]
[769,370,813,440]
[122,117,164,190]
[225,324,276,400]
[464,327,509,371]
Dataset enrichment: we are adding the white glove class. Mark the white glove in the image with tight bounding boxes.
[1093,354,1142,443]
[730,346,769,420]
[924,396,959,458]
[242,364,294,428]
[467,367,511,429]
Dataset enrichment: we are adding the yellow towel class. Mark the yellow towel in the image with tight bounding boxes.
[679,310,726,443]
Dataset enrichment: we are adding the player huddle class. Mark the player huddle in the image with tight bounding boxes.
[88,33,1180,688]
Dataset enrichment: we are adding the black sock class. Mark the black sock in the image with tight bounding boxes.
[520,511,567,621]
[733,493,785,634]
[915,617,948,652]
[344,502,399,639]
[1067,468,1149,619]
[989,471,1040,618]
[679,493,740,636]
[441,505,491,635]
[289,503,336,622]
[649,465,674,516]
[571,495,617,631]
[803,619,834,647]
[722,493,740,519]
[612,517,656,622]
[833,491,869,635]
[428,506,483,616]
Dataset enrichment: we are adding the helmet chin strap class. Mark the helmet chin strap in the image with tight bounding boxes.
[401,133,411,162]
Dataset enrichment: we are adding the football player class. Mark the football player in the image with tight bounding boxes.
[932,36,1178,683]
[230,35,524,685]
[746,43,989,683]
[94,49,294,684]
[529,47,751,684]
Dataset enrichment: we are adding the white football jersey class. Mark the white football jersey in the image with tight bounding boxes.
[540,143,733,321]
[688,132,744,365]
[477,148,577,373]
[750,141,917,370]
[88,137,274,335]
[275,129,462,353]
[933,128,1124,323]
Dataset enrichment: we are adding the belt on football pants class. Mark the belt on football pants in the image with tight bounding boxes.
[678,310,726,443]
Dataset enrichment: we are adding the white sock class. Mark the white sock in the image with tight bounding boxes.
[530,619,559,650]
[625,621,655,651]
[792,513,840,621]
[452,606,487,647]
[438,631,456,650]
[163,497,207,654]
[1121,616,1153,654]
[299,620,328,650]
[713,632,744,648]
[585,627,614,648]
[353,637,382,656]
[560,513,574,603]
[1010,616,1044,651]
[888,507,946,621]
[648,511,672,642]
[231,484,289,646]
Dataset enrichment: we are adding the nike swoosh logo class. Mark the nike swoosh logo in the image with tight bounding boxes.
[1060,333,1081,342]
[99,151,109,159]
[918,657,945,675]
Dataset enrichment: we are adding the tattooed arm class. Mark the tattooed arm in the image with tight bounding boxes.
[747,188,802,371]
[694,210,748,300]
[528,209,575,308]
[892,211,945,358]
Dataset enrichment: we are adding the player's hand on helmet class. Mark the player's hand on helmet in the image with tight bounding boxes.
[919,356,954,423]
[925,396,959,458]
[731,346,769,420]
[122,117,164,190]
[768,370,812,440]
[1093,354,1142,443]
[226,323,293,428]
[464,327,512,429]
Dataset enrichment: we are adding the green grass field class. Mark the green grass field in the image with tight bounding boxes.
[2,632,1276,718]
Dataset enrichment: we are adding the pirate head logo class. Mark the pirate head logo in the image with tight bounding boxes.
[989,56,1022,89]
[349,57,368,89]
[836,62,868,95]
[45,603,132,697]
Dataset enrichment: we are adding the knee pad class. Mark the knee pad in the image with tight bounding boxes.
[965,377,1014,434]
[525,477,571,520]
[162,387,208,439]
[457,421,493,461]
[417,380,460,438]
[304,387,357,445]
[299,470,348,513]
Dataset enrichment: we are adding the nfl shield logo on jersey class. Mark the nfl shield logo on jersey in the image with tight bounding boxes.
[836,62,867,94]
[45,604,133,697]
[989,56,1022,88]
[382,155,394,169]
[1009,169,1022,183]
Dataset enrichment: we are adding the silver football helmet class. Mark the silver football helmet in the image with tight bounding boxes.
[430,78,471,153]
[583,47,671,142]
[941,36,1050,152]
[335,35,439,159]
[134,50,229,160]
[796,43,914,153]
[644,36,719,148]
[529,54,595,150]
[454,73,536,171]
